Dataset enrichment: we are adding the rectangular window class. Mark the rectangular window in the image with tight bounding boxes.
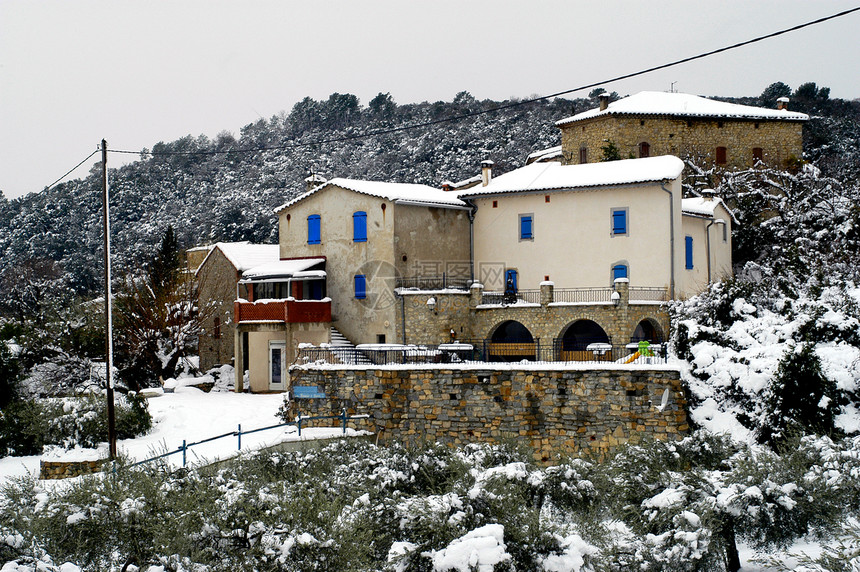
[307,214,321,244]
[612,209,627,235]
[519,214,533,240]
[354,274,366,299]
[752,147,763,163]
[353,211,367,242]
[715,146,727,165]
[579,147,587,164]
[722,224,728,243]
[685,236,694,269]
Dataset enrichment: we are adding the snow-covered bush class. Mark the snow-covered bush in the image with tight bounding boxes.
[0,392,151,456]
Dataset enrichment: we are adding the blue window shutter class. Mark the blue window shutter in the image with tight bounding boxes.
[612,210,627,235]
[353,211,367,242]
[308,215,321,244]
[520,215,533,239]
[685,236,694,269]
[613,264,628,280]
[354,274,366,299]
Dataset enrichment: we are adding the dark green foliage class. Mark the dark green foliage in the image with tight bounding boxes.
[2,435,859,571]
[760,344,842,446]
[0,339,20,408]
[600,140,622,161]
[0,393,151,456]
[147,224,180,298]
[759,81,792,108]
[114,226,199,387]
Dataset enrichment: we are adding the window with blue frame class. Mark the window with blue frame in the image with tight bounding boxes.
[685,236,694,269]
[354,274,366,299]
[519,214,533,240]
[353,211,367,242]
[612,264,628,281]
[611,209,627,235]
[307,214,321,244]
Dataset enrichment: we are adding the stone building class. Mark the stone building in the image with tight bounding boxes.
[195,242,279,372]
[231,178,472,392]
[557,91,807,169]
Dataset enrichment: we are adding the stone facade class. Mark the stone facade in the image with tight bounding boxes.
[40,459,105,479]
[197,247,248,372]
[396,281,669,348]
[286,364,688,461]
[560,115,803,170]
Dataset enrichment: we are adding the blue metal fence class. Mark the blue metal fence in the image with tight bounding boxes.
[127,409,370,469]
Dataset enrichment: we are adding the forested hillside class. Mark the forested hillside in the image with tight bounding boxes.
[0,91,576,301]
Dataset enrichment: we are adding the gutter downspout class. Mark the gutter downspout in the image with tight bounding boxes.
[399,292,407,345]
[660,180,676,300]
[467,200,477,283]
[706,220,714,284]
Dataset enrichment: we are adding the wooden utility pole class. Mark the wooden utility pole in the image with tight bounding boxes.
[102,139,117,459]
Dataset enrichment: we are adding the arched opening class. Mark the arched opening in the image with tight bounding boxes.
[631,319,663,344]
[488,320,535,362]
[558,320,610,361]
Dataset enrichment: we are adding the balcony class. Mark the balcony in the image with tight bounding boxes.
[234,299,332,324]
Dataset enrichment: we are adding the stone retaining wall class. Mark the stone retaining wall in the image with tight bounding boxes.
[40,459,106,480]
[286,365,687,462]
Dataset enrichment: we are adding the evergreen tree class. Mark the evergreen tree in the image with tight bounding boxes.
[760,343,842,446]
[600,140,622,161]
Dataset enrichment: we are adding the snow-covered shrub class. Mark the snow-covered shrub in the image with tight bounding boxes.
[760,343,843,446]
[0,392,151,456]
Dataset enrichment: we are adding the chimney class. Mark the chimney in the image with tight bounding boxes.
[441,181,454,192]
[305,173,326,193]
[481,160,494,187]
[701,189,715,202]
[776,97,789,111]
[599,93,610,111]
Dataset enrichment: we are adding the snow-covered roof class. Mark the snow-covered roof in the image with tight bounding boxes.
[556,91,809,126]
[682,196,737,223]
[457,155,684,198]
[241,257,326,281]
[526,145,563,164]
[275,177,468,213]
[196,242,280,276]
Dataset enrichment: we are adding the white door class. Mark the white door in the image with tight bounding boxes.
[268,341,286,391]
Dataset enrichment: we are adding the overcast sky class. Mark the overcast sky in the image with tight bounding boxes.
[2,0,859,200]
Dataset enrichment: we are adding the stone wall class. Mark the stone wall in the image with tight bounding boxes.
[197,248,243,372]
[397,281,669,347]
[40,459,106,480]
[286,364,687,462]
[560,115,803,169]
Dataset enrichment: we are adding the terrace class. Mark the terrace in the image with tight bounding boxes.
[234,298,332,324]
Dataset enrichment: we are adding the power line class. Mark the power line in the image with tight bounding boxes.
[97,4,856,159]
[42,148,101,192]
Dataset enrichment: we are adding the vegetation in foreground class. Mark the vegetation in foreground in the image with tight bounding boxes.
[2,434,859,572]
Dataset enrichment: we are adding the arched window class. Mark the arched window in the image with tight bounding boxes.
[612,264,628,282]
[639,142,650,158]
[353,211,367,242]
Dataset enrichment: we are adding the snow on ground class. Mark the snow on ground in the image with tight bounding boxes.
[0,387,368,485]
